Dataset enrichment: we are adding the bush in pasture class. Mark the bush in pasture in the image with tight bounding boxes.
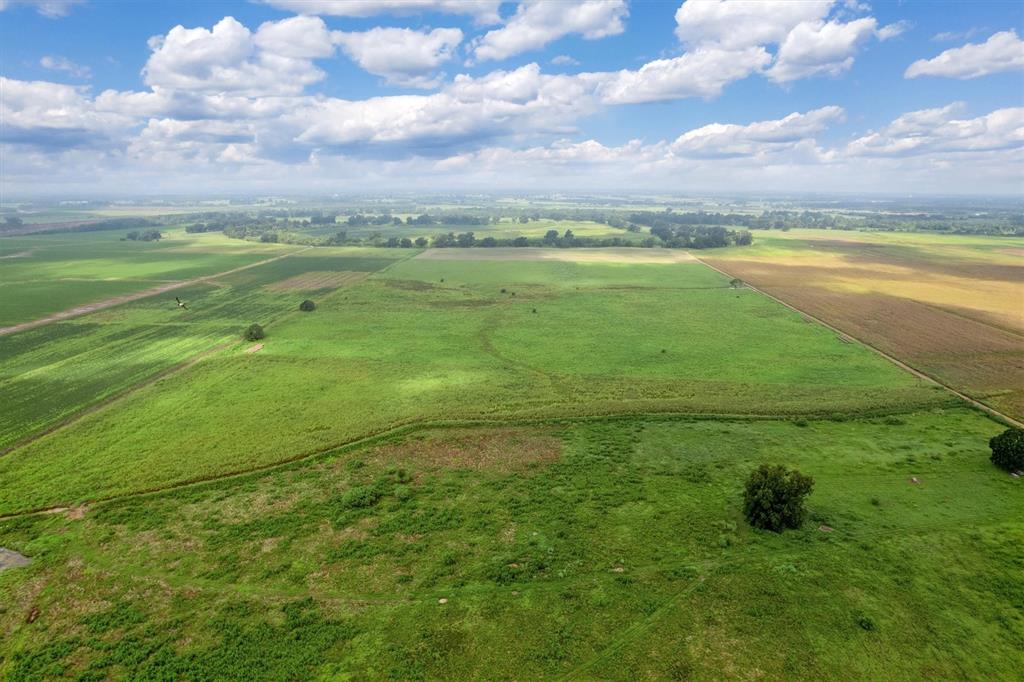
[989,427,1024,471]
[244,323,265,342]
[299,299,316,312]
[743,464,814,532]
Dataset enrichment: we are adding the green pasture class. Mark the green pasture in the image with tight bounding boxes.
[0,248,407,453]
[1,410,1020,679]
[0,230,299,327]
[0,253,949,514]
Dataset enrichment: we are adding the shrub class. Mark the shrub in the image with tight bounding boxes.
[743,464,814,532]
[989,427,1024,471]
[244,323,265,342]
[299,299,316,312]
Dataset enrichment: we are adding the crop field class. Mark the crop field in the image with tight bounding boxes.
[702,230,1024,419]
[0,238,1020,680]
[0,230,298,328]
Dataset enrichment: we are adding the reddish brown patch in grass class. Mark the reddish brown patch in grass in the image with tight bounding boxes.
[370,427,562,473]
[244,343,263,354]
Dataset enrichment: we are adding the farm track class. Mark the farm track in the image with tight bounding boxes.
[0,401,963,521]
[0,246,312,336]
[692,255,1024,430]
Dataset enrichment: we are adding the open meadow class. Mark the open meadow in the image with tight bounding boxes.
[0,236,1020,680]
[0,230,299,329]
[702,230,1024,419]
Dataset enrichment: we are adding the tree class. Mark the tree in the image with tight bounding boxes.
[543,229,559,245]
[244,323,265,341]
[989,427,1024,471]
[299,299,316,312]
[4,216,23,226]
[730,278,744,288]
[414,237,428,247]
[743,464,814,531]
[399,237,413,248]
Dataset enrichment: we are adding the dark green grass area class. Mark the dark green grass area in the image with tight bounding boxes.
[0,257,949,514]
[1,411,1020,680]
[0,248,407,452]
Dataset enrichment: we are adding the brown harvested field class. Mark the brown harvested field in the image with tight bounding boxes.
[415,247,698,263]
[704,231,1024,419]
[264,270,370,291]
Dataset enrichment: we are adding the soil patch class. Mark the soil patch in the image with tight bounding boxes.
[245,343,264,354]
[0,250,33,260]
[0,548,31,571]
[370,427,562,473]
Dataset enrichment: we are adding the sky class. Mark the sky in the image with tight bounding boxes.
[1,0,1022,197]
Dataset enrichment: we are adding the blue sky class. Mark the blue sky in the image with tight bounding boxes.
[1,0,1022,196]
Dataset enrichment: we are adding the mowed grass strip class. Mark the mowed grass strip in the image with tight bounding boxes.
[0,410,1019,679]
[0,256,948,514]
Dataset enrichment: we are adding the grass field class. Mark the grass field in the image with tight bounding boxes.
[703,229,1024,419]
[0,231,298,328]
[0,250,949,515]
[299,218,639,242]
[0,233,1019,680]
[0,246,407,453]
[1,410,1020,679]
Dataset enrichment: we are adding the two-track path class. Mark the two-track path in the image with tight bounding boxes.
[0,247,311,337]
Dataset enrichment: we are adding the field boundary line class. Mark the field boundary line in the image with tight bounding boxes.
[0,402,964,521]
[0,245,312,336]
[691,255,1023,430]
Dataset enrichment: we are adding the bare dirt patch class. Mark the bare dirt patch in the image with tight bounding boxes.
[264,270,369,292]
[0,548,31,571]
[370,427,562,473]
[0,250,33,260]
[244,343,264,354]
[415,248,697,264]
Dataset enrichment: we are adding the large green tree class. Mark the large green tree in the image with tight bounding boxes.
[743,464,814,531]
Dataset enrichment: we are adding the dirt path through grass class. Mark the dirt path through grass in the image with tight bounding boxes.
[693,255,1023,429]
[0,246,311,336]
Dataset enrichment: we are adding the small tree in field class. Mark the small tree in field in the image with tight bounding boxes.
[244,323,265,342]
[743,464,814,531]
[989,428,1024,471]
[299,299,316,312]
[730,278,744,289]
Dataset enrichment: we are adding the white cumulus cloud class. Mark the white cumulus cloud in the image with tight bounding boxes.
[905,30,1024,79]
[846,103,1024,156]
[674,0,833,49]
[334,27,463,88]
[260,0,501,24]
[471,0,628,62]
